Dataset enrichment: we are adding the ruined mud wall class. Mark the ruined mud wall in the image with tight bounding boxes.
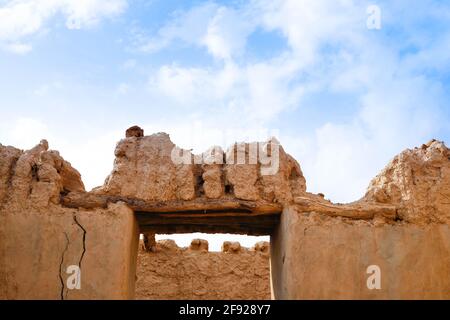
[271,140,450,299]
[0,141,140,299]
[97,131,305,204]
[136,239,271,300]
[271,207,450,300]
[2,126,450,300]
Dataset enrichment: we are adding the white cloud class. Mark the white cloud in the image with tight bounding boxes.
[255,0,363,65]
[135,0,362,63]
[149,64,213,103]
[61,129,121,191]
[135,2,254,60]
[201,6,253,60]
[142,0,450,204]
[148,56,304,123]
[4,117,52,149]
[141,0,367,123]
[0,0,127,53]
[62,0,127,29]
[135,2,218,53]
[3,41,31,54]
[0,0,52,47]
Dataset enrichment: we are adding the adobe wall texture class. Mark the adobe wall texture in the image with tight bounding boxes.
[271,139,450,299]
[135,239,271,300]
[97,130,305,204]
[1,126,450,300]
[271,207,450,300]
[0,141,140,299]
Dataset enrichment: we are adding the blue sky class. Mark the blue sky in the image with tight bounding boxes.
[1,0,450,248]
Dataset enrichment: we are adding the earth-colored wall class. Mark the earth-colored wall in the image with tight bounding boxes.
[0,141,140,300]
[2,130,450,300]
[0,202,140,300]
[135,239,271,300]
[271,206,450,300]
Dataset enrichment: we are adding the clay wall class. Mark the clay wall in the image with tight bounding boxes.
[2,129,450,300]
[270,206,450,299]
[0,142,140,299]
[135,239,271,300]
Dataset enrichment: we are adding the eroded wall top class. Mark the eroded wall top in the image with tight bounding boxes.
[95,127,306,205]
[363,140,450,224]
[1,127,449,226]
[0,140,84,209]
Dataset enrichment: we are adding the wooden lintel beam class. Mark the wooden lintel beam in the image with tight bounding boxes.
[61,191,283,215]
[294,196,398,220]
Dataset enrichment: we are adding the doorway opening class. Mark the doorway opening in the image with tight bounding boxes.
[135,232,271,300]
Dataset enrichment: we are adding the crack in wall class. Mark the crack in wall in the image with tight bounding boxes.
[73,214,87,270]
[59,232,69,300]
[57,217,87,300]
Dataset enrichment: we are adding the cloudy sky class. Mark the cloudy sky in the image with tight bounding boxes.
[1,0,449,249]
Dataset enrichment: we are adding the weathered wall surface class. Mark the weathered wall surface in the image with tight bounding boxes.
[271,207,450,300]
[0,141,140,299]
[2,128,450,300]
[364,139,450,225]
[97,132,306,204]
[271,140,450,300]
[136,239,270,300]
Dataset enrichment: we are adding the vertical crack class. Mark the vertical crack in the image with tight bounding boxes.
[59,232,69,300]
[73,214,87,270]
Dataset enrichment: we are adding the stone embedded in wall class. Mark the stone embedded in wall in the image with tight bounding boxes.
[189,239,209,252]
[202,146,225,199]
[202,165,224,198]
[224,143,260,201]
[126,125,144,138]
[156,239,180,252]
[252,241,270,254]
[222,241,243,254]
[142,233,157,252]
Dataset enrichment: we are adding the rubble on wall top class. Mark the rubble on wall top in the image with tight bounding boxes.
[1,125,449,226]
[138,238,270,254]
